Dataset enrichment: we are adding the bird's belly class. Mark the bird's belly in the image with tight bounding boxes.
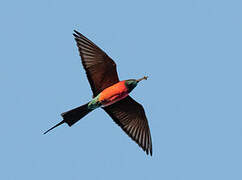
[101,92,129,107]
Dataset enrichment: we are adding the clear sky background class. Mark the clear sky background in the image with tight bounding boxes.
[1,0,242,179]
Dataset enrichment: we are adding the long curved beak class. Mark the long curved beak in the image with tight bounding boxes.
[137,76,148,82]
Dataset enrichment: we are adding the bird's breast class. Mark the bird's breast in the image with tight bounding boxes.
[98,81,129,107]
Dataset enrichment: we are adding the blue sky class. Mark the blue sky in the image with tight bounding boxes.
[1,0,242,179]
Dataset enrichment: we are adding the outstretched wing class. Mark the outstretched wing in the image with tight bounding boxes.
[73,30,119,97]
[103,96,152,155]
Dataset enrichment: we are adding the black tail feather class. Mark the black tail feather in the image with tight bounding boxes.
[44,103,92,134]
[61,103,92,126]
[43,120,65,134]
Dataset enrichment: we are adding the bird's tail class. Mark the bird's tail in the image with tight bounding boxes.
[43,103,92,134]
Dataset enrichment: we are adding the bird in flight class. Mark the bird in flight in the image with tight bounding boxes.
[44,30,152,155]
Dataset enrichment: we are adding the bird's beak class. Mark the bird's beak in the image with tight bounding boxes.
[137,76,148,83]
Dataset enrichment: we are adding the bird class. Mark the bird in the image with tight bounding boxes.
[44,30,153,155]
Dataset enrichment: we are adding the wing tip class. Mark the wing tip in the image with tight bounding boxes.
[149,148,153,156]
[73,30,80,38]
[146,147,153,156]
[73,30,82,39]
[73,29,80,34]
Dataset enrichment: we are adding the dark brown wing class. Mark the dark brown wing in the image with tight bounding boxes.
[103,96,152,155]
[73,30,119,97]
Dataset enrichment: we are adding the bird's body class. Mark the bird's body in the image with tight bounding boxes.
[44,30,153,155]
[86,81,129,110]
[95,80,129,107]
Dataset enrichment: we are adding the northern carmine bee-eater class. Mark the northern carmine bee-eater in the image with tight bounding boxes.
[44,30,152,155]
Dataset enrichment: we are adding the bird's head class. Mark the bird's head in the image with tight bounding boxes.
[125,76,148,93]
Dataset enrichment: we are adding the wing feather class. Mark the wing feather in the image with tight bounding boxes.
[103,96,152,155]
[73,30,119,96]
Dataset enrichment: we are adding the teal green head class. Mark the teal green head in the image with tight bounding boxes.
[125,76,148,93]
